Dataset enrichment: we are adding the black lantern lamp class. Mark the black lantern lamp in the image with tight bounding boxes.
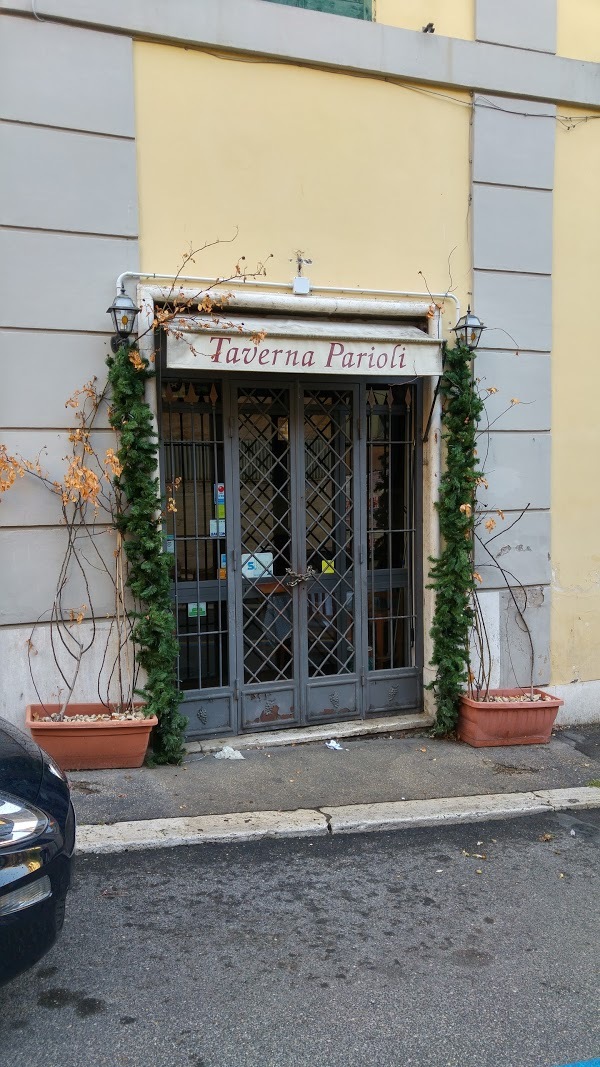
[107,287,140,353]
[452,305,486,351]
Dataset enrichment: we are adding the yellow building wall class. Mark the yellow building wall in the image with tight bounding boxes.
[552,110,600,684]
[375,0,473,41]
[133,43,471,335]
[557,0,600,63]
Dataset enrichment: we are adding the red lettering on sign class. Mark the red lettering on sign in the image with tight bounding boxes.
[326,342,344,367]
[392,344,406,369]
[209,336,230,362]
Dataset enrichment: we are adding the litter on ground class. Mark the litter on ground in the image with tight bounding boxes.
[214,746,245,760]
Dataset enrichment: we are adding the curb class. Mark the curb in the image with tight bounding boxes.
[75,786,600,854]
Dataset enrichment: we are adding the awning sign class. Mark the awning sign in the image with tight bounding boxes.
[167,314,442,378]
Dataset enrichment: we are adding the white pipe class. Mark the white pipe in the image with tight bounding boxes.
[117,270,460,321]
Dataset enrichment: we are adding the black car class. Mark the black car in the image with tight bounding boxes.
[0,715,75,985]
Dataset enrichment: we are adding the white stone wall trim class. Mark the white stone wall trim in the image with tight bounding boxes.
[552,681,600,727]
[1,0,600,109]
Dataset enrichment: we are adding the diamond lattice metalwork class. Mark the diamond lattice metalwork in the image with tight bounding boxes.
[303,390,355,677]
[238,389,294,684]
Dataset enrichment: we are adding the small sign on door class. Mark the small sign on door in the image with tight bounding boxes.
[215,482,226,519]
[241,552,274,579]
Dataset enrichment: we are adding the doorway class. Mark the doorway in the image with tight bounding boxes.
[160,377,422,737]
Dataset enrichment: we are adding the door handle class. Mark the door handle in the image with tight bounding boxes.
[285,566,316,587]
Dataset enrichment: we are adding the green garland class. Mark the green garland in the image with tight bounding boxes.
[428,344,484,734]
[107,345,186,764]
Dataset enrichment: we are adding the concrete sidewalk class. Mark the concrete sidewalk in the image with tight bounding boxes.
[69,723,600,831]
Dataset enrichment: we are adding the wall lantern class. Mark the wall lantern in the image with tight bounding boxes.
[451,305,486,351]
[107,287,140,353]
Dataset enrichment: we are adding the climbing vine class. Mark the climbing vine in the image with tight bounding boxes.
[428,344,484,734]
[107,344,186,764]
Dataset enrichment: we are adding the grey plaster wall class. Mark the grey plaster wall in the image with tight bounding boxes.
[478,434,551,511]
[499,586,551,687]
[0,124,138,236]
[475,511,551,590]
[476,0,556,55]
[473,271,553,352]
[0,15,139,637]
[1,332,115,429]
[0,16,135,134]
[0,431,117,526]
[0,527,120,627]
[472,9,556,687]
[0,230,138,332]
[472,97,555,189]
[474,351,551,431]
[472,185,553,274]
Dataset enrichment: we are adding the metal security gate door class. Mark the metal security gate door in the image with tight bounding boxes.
[161,377,421,738]
[232,384,360,729]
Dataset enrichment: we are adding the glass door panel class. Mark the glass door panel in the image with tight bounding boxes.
[303,388,356,678]
[237,387,294,685]
[365,383,419,716]
[301,387,361,723]
[366,384,416,671]
[162,380,229,691]
[235,386,299,729]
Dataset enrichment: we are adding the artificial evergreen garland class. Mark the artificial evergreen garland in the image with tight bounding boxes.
[107,345,186,763]
[428,343,484,734]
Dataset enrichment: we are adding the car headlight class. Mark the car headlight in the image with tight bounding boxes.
[0,795,48,849]
[0,875,52,916]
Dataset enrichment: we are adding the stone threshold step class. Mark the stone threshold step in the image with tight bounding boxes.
[185,712,433,755]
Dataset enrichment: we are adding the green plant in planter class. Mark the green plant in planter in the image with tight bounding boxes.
[428,343,484,735]
[107,344,186,764]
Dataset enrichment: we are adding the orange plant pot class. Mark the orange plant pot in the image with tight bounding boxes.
[26,703,158,771]
[457,689,563,747]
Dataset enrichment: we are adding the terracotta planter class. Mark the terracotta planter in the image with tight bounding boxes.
[457,688,564,747]
[26,703,158,771]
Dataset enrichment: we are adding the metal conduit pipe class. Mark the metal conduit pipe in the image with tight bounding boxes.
[115,270,460,325]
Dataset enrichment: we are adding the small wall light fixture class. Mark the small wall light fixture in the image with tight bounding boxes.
[452,305,485,351]
[107,286,140,353]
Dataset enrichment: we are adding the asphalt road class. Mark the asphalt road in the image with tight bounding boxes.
[3,811,599,1067]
